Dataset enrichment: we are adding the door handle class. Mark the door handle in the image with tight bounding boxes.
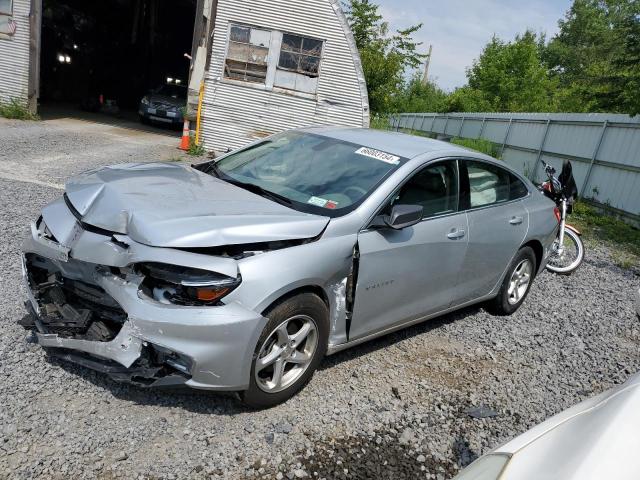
[447,229,466,240]
[509,216,524,225]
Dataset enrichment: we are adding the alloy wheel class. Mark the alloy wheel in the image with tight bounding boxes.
[254,314,318,393]
[507,259,532,305]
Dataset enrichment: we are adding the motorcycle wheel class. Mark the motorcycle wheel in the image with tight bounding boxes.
[546,228,584,274]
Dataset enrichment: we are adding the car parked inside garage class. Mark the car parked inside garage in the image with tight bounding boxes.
[138,81,186,127]
[19,128,558,407]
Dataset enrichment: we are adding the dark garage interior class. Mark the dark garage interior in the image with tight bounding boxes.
[39,0,196,121]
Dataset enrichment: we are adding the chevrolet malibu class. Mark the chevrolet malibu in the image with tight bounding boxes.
[20,128,558,408]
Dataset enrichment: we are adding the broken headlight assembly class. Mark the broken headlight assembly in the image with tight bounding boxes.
[137,262,241,306]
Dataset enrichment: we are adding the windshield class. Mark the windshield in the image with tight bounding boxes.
[213,131,406,216]
[155,84,187,99]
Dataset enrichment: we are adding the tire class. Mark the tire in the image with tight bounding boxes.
[546,228,584,275]
[241,293,329,409]
[488,246,537,315]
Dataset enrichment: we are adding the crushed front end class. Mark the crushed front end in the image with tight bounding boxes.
[20,197,267,391]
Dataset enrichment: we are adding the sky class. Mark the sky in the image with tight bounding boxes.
[375,0,573,90]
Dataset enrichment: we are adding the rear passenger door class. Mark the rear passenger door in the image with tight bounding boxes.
[454,160,530,304]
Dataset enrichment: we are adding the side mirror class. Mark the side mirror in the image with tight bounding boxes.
[377,204,423,230]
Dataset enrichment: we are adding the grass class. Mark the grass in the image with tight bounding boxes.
[451,137,501,159]
[187,137,206,156]
[370,114,392,131]
[571,202,640,270]
[0,98,39,120]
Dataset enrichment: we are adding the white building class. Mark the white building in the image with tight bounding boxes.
[0,0,369,153]
[198,0,369,153]
[0,0,37,110]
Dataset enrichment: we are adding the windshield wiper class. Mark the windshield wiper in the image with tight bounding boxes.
[204,161,222,178]
[227,179,293,206]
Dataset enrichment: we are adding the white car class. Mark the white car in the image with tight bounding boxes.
[454,372,640,480]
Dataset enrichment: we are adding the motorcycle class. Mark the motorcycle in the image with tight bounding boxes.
[539,160,585,274]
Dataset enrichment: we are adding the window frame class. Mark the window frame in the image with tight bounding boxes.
[277,33,323,78]
[221,22,324,97]
[459,158,530,212]
[223,24,271,85]
[366,159,464,230]
[0,0,12,16]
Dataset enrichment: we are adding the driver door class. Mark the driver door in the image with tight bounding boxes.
[348,160,469,341]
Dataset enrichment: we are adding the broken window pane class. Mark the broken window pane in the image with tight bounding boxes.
[230,25,250,43]
[227,42,250,62]
[281,34,302,52]
[278,36,322,72]
[302,38,322,56]
[278,51,299,71]
[249,45,269,65]
[299,55,320,75]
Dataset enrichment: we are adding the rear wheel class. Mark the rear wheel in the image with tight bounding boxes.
[241,293,328,409]
[488,246,536,315]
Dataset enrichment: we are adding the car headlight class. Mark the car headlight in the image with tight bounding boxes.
[137,262,241,306]
[141,97,150,106]
[452,454,510,480]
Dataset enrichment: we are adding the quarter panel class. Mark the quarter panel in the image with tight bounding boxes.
[226,234,358,345]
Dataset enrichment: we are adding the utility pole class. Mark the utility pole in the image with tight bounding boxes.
[422,44,433,85]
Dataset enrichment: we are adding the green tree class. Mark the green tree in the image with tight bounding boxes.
[391,75,449,113]
[545,0,640,115]
[345,0,426,113]
[463,31,558,112]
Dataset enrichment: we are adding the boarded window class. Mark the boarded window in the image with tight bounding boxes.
[224,25,270,84]
[0,0,12,16]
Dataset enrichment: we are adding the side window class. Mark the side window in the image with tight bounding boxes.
[467,161,524,208]
[224,25,271,84]
[393,161,459,219]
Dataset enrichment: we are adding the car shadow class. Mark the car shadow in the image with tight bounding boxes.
[320,305,481,370]
[35,305,482,414]
[37,343,246,416]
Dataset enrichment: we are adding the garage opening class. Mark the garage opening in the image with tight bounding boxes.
[39,0,197,130]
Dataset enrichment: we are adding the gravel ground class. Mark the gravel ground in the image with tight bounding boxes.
[1,117,639,479]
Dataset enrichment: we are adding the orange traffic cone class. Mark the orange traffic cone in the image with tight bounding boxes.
[179,119,190,150]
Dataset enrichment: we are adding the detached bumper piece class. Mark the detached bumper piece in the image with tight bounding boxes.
[46,345,192,389]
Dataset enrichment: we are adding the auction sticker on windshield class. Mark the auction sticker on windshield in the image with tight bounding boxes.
[308,196,328,207]
[355,147,400,165]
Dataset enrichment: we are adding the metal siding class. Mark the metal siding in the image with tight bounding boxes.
[482,121,507,143]
[200,0,368,152]
[391,112,640,221]
[0,0,30,103]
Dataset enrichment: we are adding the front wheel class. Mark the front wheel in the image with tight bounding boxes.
[546,228,584,275]
[241,293,328,409]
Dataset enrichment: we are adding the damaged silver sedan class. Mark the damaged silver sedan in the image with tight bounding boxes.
[20,127,558,407]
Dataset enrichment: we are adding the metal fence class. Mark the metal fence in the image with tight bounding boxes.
[390,112,640,224]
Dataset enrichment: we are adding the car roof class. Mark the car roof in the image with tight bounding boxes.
[301,126,480,160]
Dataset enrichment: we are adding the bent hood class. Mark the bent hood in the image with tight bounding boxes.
[64,162,329,248]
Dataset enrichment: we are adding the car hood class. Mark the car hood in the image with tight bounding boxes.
[147,94,185,107]
[496,372,640,480]
[64,162,329,248]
